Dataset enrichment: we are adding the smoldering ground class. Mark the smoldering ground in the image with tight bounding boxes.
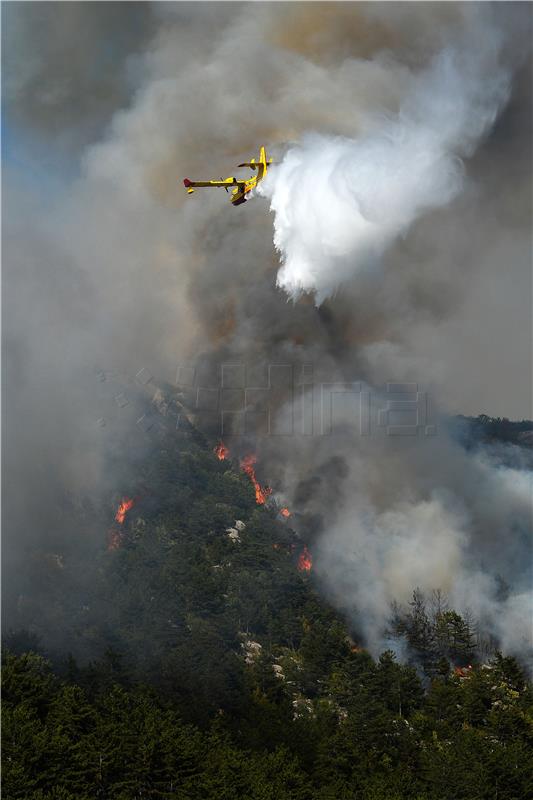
[3,3,532,661]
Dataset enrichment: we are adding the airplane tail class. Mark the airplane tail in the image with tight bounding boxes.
[257,146,267,179]
[238,147,271,179]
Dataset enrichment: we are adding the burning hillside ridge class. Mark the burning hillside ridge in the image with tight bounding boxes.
[98,367,530,664]
[227,447,315,572]
[219,448,301,538]
[103,431,315,573]
[237,452,313,572]
[213,441,276,507]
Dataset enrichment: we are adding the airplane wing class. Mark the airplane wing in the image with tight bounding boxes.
[183,177,246,189]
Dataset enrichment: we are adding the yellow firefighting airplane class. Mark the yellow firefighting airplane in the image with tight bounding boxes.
[183,146,273,206]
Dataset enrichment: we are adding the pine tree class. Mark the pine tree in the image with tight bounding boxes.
[406,589,437,675]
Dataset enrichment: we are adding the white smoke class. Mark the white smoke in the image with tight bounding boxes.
[260,27,511,303]
[271,388,533,662]
[313,453,533,660]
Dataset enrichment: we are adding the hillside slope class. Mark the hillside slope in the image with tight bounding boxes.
[3,411,533,799]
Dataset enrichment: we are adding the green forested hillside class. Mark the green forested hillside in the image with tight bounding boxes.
[3,428,533,799]
[3,646,532,799]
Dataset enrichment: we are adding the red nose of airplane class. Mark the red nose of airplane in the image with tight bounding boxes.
[183,178,192,187]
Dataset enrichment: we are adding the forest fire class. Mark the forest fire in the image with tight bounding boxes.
[214,441,230,461]
[280,507,291,518]
[240,454,272,504]
[454,665,473,679]
[115,497,134,524]
[297,546,313,573]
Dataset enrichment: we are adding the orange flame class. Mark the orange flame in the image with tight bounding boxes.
[240,454,272,505]
[453,665,473,678]
[280,507,291,518]
[297,546,312,572]
[115,497,134,525]
[214,441,230,461]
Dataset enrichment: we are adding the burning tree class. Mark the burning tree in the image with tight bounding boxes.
[214,441,230,461]
[240,454,272,505]
[115,497,134,525]
[298,546,313,573]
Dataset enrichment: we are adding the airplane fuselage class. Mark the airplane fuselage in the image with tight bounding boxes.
[230,177,257,205]
[183,147,271,207]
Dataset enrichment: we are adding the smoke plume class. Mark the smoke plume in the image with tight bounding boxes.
[260,19,511,302]
[3,2,532,664]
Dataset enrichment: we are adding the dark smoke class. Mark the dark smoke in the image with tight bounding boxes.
[3,3,532,662]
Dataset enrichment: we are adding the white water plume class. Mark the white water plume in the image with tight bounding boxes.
[261,32,511,303]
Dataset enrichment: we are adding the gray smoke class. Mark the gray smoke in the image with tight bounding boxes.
[3,2,532,661]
